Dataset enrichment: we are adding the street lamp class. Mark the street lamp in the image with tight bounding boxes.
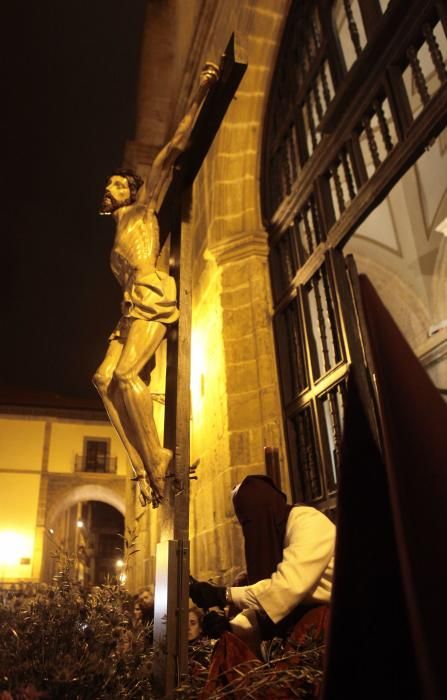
[115,558,126,584]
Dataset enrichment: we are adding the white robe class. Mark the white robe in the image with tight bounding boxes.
[230,505,335,643]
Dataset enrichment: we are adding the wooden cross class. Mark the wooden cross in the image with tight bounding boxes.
[151,34,247,695]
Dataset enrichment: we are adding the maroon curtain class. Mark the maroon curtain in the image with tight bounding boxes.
[322,275,447,700]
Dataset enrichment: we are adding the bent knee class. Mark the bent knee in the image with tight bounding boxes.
[113,366,137,386]
[92,370,112,394]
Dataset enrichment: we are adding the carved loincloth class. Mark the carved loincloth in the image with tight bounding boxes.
[109,269,179,341]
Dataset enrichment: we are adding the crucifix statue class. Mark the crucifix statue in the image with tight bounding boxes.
[93,33,246,693]
[93,63,220,508]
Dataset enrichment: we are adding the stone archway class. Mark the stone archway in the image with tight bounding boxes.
[46,483,125,529]
[37,477,126,583]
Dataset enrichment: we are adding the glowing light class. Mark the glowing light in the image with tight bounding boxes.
[0,531,33,566]
[115,559,124,568]
[119,572,127,585]
[48,528,54,535]
[190,329,206,418]
[76,520,84,528]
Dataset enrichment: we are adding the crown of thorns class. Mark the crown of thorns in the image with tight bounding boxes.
[111,168,144,195]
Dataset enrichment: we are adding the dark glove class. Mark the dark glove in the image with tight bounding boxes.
[202,610,231,638]
[189,576,226,609]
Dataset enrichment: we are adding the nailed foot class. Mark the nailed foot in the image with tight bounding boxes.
[146,447,173,507]
[131,474,153,507]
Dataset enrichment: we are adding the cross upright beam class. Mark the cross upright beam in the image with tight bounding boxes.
[158,32,248,242]
[151,34,247,696]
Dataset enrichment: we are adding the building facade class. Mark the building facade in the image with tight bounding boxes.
[0,400,127,585]
[122,0,447,589]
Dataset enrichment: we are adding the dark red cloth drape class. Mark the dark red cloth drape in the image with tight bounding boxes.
[203,607,329,699]
[322,274,447,700]
[201,632,260,699]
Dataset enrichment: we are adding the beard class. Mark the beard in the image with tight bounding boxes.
[99,192,133,215]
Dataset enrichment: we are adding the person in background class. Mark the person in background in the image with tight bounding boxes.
[188,606,203,642]
[132,600,143,626]
[187,605,213,671]
[132,597,153,648]
[138,587,154,623]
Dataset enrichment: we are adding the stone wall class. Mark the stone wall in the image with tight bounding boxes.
[124,0,291,587]
[187,0,291,582]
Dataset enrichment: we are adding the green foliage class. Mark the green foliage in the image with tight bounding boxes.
[0,553,152,699]
[0,544,324,699]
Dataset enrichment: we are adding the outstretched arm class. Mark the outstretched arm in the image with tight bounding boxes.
[138,62,219,208]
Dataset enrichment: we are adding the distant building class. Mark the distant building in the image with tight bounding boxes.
[0,393,127,586]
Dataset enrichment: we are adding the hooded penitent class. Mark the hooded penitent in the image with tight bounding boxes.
[232,475,292,585]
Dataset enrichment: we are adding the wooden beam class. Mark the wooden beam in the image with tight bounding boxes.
[152,33,247,696]
[157,33,247,243]
[177,32,248,186]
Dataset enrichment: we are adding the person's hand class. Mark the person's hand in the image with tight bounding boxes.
[202,610,231,638]
[200,62,219,88]
[189,576,226,609]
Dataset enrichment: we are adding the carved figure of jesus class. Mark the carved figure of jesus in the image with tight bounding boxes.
[94,63,219,507]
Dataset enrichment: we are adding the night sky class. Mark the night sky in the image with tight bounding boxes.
[2,0,147,404]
